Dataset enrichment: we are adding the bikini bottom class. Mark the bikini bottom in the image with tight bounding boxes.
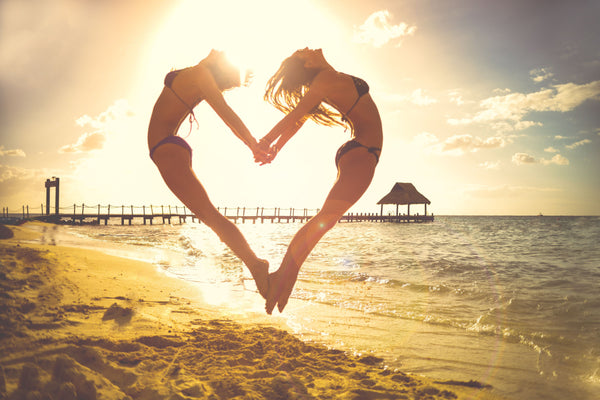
[149,136,192,162]
[335,139,381,167]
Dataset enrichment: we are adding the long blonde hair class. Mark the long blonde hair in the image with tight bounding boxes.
[264,55,345,128]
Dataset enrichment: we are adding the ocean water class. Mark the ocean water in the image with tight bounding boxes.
[41,216,599,400]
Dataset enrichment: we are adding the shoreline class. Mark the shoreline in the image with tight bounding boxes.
[0,223,505,399]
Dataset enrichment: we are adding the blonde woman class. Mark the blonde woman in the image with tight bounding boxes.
[148,49,270,298]
[261,48,383,314]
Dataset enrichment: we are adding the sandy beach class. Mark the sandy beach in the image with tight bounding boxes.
[0,223,505,400]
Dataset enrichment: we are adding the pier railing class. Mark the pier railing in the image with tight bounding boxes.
[1,204,434,225]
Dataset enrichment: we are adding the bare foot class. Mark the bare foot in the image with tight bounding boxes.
[265,270,281,315]
[249,259,270,299]
[275,267,299,313]
[264,266,299,315]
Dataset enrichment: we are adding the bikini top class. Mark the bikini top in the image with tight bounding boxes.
[164,69,199,134]
[341,75,370,123]
[164,69,179,88]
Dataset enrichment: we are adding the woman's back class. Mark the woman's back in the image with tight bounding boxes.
[318,72,383,145]
[147,68,204,150]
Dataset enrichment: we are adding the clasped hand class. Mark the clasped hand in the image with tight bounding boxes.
[252,139,278,165]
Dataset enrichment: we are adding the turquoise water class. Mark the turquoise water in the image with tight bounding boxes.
[52,216,600,400]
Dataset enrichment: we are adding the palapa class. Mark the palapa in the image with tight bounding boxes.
[377,183,430,206]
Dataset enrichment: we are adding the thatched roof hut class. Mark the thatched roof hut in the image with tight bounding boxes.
[377,183,431,216]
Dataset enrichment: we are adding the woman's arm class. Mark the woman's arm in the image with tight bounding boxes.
[270,117,307,152]
[197,66,262,151]
[261,80,327,154]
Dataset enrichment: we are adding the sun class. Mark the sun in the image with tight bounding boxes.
[148,0,339,79]
[128,0,351,207]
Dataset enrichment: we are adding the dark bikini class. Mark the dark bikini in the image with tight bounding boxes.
[149,135,192,161]
[335,75,381,167]
[341,76,369,123]
[149,69,199,161]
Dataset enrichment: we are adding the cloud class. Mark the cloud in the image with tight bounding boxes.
[448,91,465,106]
[407,89,437,106]
[75,99,134,130]
[566,139,591,149]
[412,132,439,147]
[512,152,569,166]
[353,10,416,47]
[541,154,569,166]
[511,153,537,165]
[0,146,26,157]
[0,164,51,209]
[59,132,106,153]
[530,67,554,83]
[0,164,36,182]
[60,99,134,154]
[493,88,511,95]
[413,132,510,156]
[544,146,558,153]
[441,134,509,155]
[448,80,600,131]
[479,161,500,170]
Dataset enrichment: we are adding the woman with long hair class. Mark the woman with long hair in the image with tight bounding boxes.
[148,49,270,299]
[260,48,383,314]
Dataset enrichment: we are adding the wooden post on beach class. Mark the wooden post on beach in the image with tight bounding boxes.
[44,177,60,215]
[55,178,60,215]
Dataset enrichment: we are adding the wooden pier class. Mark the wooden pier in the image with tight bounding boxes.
[1,178,434,225]
[1,204,433,225]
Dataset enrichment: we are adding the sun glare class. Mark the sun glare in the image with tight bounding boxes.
[128,0,352,208]
[150,0,338,78]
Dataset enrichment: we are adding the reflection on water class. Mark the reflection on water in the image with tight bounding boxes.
[57,216,600,400]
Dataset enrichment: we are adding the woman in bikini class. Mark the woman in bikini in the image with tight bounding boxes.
[148,49,270,299]
[259,48,383,314]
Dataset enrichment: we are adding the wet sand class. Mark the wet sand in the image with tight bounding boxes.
[0,223,506,399]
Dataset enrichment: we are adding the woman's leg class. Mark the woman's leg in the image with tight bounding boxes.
[152,143,269,298]
[266,148,378,314]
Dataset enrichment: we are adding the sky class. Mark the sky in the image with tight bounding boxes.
[1,0,599,216]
